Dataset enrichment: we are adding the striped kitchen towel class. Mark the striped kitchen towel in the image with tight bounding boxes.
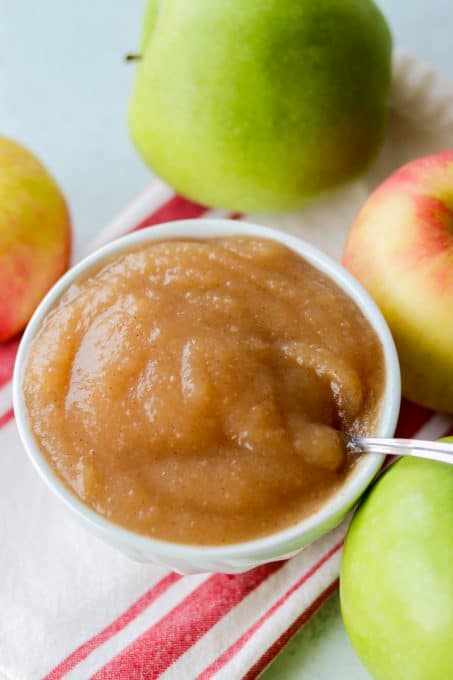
[1,50,453,679]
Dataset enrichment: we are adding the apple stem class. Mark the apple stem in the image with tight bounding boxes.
[124,53,142,63]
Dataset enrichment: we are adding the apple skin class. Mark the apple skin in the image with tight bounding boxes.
[0,136,71,343]
[128,0,392,212]
[343,150,453,412]
[340,453,453,680]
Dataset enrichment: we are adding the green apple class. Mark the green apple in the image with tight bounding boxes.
[340,447,453,680]
[0,136,71,342]
[128,0,392,211]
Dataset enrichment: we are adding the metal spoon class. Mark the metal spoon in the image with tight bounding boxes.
[345,436,453,465]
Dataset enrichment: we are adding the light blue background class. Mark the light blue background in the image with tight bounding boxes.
[1,2,450,677]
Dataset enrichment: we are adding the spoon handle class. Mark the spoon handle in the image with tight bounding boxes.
[349,437,453,466]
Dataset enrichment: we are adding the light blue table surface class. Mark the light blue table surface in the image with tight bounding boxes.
[1,2,451,678]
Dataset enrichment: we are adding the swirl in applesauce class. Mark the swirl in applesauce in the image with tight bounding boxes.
[23,237,384,545]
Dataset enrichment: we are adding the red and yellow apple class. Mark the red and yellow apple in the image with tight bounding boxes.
[343,150,453,412]
[0,135,71,342]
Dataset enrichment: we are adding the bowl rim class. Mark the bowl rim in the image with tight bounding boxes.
[13,218,401,561]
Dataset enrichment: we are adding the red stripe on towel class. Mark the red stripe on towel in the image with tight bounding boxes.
[45,572,182,680]
[198,540,343,679]
[93,562,285,680]
[132,196,208,232]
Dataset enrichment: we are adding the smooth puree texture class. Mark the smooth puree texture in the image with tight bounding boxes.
[23,237,385,545]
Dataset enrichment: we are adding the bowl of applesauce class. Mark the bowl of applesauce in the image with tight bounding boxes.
[13,220,400,573]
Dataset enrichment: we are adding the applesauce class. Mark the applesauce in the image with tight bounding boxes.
[23,236,385,545]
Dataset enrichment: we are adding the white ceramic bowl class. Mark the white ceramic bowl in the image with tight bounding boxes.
[13,219,401,574]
